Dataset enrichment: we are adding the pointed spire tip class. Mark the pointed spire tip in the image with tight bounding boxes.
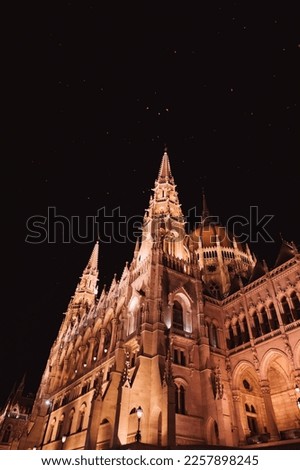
[158,150,173,183]
[202,189,210,221]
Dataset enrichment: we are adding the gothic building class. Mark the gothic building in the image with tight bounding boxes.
[0,376,34,450]
[1,151,300,449]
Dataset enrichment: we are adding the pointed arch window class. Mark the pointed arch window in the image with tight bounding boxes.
[208,282,220,299]
[226,324,235,349]
[281,297,294,324]
[252,312,262,338]
[260,308,271,334]
[55,414,65,441]
[214,420,219,440]
[2,425,12,443]
[53,399,60,411]
[240,317,250,343]
[235,321,242,346]
[245,403,258,436]
[62,391,70,406]
[175,384,186,414]
[268,303,279,330]
[209,323,219,348]
[46,418,56,443]
[77,404,86,432]
[173,301,183,330]
[66,409,75,436]
[81,380,91,395]
[291,292,300,320]
[106,366,112,382]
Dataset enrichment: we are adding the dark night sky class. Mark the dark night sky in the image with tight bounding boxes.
[2,2,299,406]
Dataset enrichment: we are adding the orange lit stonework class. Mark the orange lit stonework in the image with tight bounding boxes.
[1,152,299,449]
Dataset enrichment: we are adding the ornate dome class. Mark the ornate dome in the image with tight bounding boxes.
[188,192,255,299]
[191,221,246,251]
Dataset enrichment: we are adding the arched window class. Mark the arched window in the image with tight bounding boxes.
[62,392,70,406]
[175,384,186,414]
[81,380,91,395]
[214,420,219,441]
[55,414,65,441]
[46,418,56,443]
[106,367,112,381]
[245,403,258,436]
[235,321,242,346]
[240,317,250,343]
[251,312,262,338]
[173,348,186,365]
[269,303,279,330]
[260,308,271,334]
[243,379,252,391]
[66,409,75,436]
[209,323,219,348]
[77,404,86,432]
[208,282,220,299]
[291,292,300,320]
[281,297,294,324]
[173,301,183,330]
[2,425,12,443]
[226,325,235,349]
[53,400,59,411]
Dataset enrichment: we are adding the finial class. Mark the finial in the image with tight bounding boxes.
[262,259,269,273]
[202,188,210,221]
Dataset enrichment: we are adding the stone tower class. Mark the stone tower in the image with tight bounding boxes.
[0,376,34,449]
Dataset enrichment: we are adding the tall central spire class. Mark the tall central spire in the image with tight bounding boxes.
[157,150,174,184]
[147,150,183,220]
[138,150,188,261]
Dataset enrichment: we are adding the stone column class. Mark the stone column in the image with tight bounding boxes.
[85,371,103,450]
[260,380,279,439]
[293,370,300,427]
[232,390,246,444]
[68,352,76,380]
[109,318,117,352]
[79,344,88,370]
[61,357,69,386]
[86,337,96,365]
[161,382,176,448]
[97,328,106,360]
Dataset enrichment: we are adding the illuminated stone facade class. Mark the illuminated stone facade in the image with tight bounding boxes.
[0,377,33,450]
[2,152,300,449]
